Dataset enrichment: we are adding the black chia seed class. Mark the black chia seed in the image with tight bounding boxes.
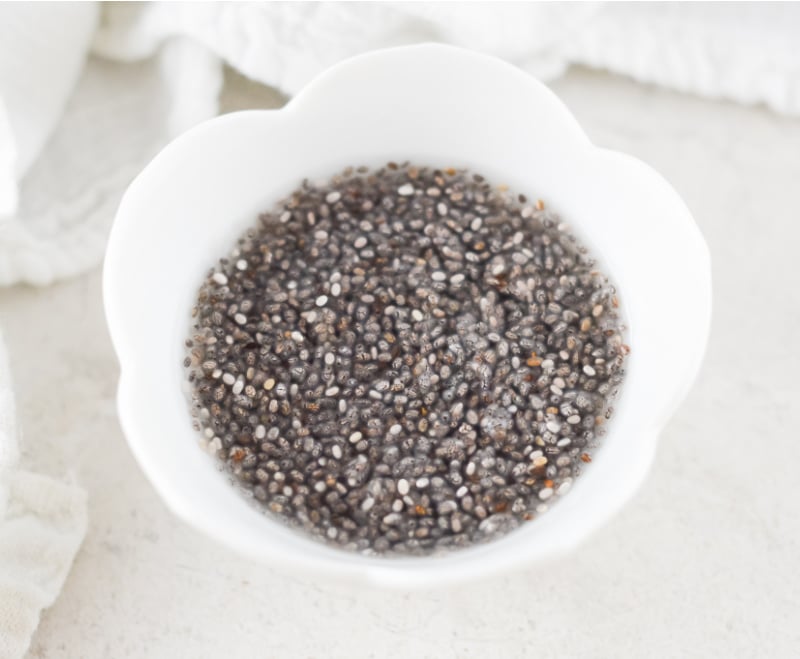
[185,163,628,556]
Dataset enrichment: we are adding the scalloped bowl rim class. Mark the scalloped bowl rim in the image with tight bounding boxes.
[104,44,711,588]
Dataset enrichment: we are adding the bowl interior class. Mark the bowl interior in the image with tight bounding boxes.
[105,45,710,585]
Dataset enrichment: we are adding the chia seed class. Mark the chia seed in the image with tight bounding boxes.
[185,163,628,556]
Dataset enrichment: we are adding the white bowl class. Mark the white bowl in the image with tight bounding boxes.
[104,44,711,587]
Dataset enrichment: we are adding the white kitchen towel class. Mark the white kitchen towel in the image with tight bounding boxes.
[0,2,223,285]
[0,473,87,659]
[3,2,800,287]
[94,2,800,110]
[0,334,87,659]
[0,51,219,287]
[0,3,98,220]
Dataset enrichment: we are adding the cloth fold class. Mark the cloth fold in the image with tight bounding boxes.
[0,471,87,659]
[0,335,87,659]
[0,3,98,219]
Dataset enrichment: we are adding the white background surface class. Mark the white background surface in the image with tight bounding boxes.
[1,65,798,658]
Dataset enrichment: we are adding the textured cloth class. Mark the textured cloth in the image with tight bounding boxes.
[2,2,800,287]
[0,335,87,659]
[0,8,96,656]
[93,3,800,109]
[0,473,87,659]
[0,3,97,219]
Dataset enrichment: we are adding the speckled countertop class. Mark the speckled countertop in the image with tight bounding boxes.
[2,65,799,658]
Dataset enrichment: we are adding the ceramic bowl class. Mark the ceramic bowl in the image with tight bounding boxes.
[103,44,711,587]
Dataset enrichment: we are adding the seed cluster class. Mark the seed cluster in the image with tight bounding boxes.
[185,163,628,556]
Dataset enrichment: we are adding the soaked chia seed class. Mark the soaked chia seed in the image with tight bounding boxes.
[185,163,629,556]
